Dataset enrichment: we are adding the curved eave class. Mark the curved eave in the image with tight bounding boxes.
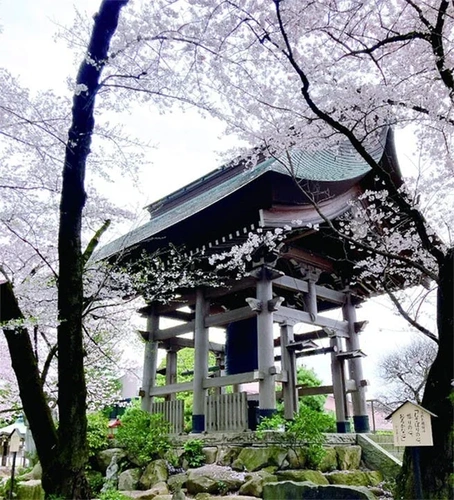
[95,129,394,262]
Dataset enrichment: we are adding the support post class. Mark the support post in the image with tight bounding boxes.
[255,267,276,419]
[330,336,350,432]
[343,294,369,433]
[307,279,318,322]
[141,310,159,412]
[165,348,178,401]
[214,353,224,395]
[192,288,209,432]
[280,322,298,419]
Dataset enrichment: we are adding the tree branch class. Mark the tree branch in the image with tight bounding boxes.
[384,283,439,343]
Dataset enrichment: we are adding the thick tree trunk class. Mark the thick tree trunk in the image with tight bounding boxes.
[397,247,454,499]
[54,1,128,498]
[0,283,59,494]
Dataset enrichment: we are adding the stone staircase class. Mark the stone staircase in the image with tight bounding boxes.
[367,433,404,461]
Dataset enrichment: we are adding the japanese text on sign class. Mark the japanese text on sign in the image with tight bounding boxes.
[392,403,433,447]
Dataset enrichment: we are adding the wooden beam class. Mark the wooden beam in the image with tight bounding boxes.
[161,310,195,322]
[140,277,258,317]
[286,340,319,351]
[205,277,256,299]
[274,306,349,335]
[202,370,264,389]
[297,379,357,397]
[275,371,288,383]
[272,275,346,305]
[205,306,255,328]
[154,320,195,340]
[336,349,366,360]
[295,346,334,358]
[161,337,225,353]
[149,381,193,396]
[274,329,328,346]
[298,385,334,397]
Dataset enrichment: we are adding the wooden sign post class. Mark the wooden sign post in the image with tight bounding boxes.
[8,429,21,500]
[386,401,437,500]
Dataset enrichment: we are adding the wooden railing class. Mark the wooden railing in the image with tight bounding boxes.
[205,392,248,432]
[150,400,185,434]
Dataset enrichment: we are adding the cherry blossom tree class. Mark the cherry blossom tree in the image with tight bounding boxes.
[0,1,133,497]
[82,1,451,496]
[1,0,452,497]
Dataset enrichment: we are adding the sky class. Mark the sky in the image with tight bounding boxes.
[0,0,432,400]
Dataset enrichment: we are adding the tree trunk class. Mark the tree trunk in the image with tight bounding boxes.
[55,1,128,498]
[0,283,59,494]
[397,247,454,499]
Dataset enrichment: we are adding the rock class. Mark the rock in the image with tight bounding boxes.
[263,480,376,499]
[326,470,369,487]
[335,445,362,470]
[19,461,43,481]
[239,471,277,497]
[171,488,187,500]
[319,447,338,472]
[215,497,259,500]
[118,468,142,490]
[231,458,245,471]
[203,447,218,464]
[217,446,243,466]
[122,488,170,500]
[96,448,127,474]
[236,446,287,472]
[285,447,307,469]
[195,493,212,500]
[167,472,188,492]
[195,496,256,500]
[149,481,170,496]
[369,486,386,496]
[186,464,245,495]
[16,479,45,500]
[366,471,383,487]
[187,474,219,495]
[31,462,42,480]
[356,434,401,481]
[276,469,329,485]
[139,459,169,490]
[326,470,383,487]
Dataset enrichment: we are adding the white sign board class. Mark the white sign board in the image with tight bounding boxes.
[9,429,21,453]
[390,401,434,447]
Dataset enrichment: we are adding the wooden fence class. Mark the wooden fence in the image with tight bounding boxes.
[150,400,185,434]
[205,392,248,432]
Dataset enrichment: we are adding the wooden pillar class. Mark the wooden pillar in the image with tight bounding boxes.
[214,353,224,395]
[343,294,370,433]
[165,348,178,401]
[192,288,209,432]
[330,336,350,432]
[141,311,159,412]
[280,322,298,419]
[306,279,318,321]
[256,267,276,419]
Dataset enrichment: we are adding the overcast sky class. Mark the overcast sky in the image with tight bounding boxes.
[0,0,430,399]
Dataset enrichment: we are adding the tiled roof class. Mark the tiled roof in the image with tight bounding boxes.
[96,135,386,261]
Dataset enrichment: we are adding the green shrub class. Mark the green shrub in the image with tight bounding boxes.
[286,405,333,468]
[116,407,170,465]
[86,469,105,496]
[0,477,17,498]
[87,411,109,458]
[256,413,286,438]
[99,490,128,500]
[183,439,205,468]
